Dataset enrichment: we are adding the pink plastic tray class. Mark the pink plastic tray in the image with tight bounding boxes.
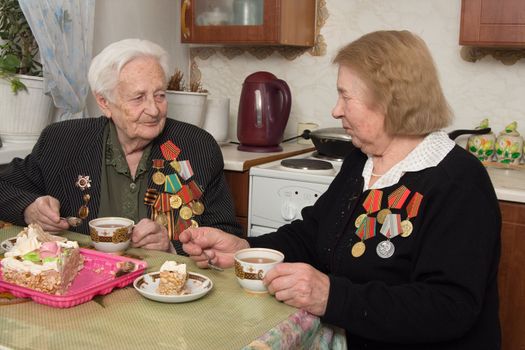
[0,248,147,308]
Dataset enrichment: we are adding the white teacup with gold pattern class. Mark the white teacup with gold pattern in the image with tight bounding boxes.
[234,248,284,293]
[89,217,134,254]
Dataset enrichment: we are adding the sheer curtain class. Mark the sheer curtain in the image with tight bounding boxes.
[18,0,95,120]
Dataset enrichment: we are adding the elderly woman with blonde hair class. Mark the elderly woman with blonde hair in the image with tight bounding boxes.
[0,38,243,254]
[180,30,501,349]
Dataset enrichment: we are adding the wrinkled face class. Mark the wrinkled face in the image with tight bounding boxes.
[331,65,389,156]
[97,56,167,146]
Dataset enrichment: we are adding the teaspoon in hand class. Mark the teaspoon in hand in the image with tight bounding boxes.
[60,216,82,227]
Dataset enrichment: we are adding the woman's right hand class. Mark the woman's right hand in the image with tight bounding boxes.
[23,196,70,232]
[179,227,249,269]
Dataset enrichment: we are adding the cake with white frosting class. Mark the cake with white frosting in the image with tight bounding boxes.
[157,260,188,295]
[1,224,84,295]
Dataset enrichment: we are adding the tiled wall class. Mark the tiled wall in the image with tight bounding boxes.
[195,0,525,144]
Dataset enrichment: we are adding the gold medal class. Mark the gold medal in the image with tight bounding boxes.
[351,241,366,258]
[179,205,193,220]
[169,195,182,209]
[152,171,166,185]
[155,212,168,227]
[170,160,181,173]
[376,208,392,224]
[400,219,413,237]
[191,219,199,228]
[192,201,205,215]
[354,213,367,228]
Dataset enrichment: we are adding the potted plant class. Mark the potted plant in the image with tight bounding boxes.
[0,0,54,144]
[165,69,208,128]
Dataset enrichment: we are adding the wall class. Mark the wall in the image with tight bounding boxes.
[87,0,189,117]
[195,0,525,144]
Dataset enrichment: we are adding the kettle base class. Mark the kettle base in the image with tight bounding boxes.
[237,144,283,153]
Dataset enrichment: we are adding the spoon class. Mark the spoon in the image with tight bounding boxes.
[203,251,224,272]
[60,216,82,227]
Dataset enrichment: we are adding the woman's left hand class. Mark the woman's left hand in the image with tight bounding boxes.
[131,218,170,251]
[264,262,330,316]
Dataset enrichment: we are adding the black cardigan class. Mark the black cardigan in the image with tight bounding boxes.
[248,145,501,349]
[0,117,242,238]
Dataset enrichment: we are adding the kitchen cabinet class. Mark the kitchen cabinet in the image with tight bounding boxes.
[221,143,314,236]
[180,0,316,46]
[460,0,525,47]
[498,200,525,350]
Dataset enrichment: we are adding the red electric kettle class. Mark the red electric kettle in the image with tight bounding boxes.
[237,71,291,152]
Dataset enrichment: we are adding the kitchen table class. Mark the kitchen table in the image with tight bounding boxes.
[0,226,346,350]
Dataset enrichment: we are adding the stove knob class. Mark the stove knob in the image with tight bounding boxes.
[281,201,297,221]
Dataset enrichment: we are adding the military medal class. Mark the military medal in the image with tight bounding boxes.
[354,213,367,228]
[351,190,381,257]
[178,160,194,180]
[144,141,207,242]
[78,193,91,219]
[400,220,413,237]
[152,159,166,185]
[401,192,423,238]
[376,208,391,224]
[75,175,92,190]
[351,241,366,258]
[376,240,395,258]
[160,140,181,160]
[170,160,181,173]
[179,205,193,220]
[191,201,205,215]
[352,216,377,258]
[169,194,182,209]
[155,212,168,227]
[377,213,402,258]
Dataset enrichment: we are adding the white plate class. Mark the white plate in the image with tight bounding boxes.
[133,271,213,303]
[0,237,17,253]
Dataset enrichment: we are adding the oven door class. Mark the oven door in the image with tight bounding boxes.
[248,174,330,237]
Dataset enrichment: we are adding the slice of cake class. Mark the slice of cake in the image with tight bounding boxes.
[1,224,84,295]
[157,260,188,295]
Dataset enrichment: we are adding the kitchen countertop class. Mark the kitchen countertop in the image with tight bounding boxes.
[220,141,315,171]
[486,167,525,203]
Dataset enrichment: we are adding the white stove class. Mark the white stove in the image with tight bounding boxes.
[248,152,342,236]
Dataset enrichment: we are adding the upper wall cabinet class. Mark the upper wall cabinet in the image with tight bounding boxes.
[180,0,316,46]
[460,0,525,47]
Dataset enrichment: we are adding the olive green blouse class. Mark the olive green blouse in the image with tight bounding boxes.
[98,121,151,223]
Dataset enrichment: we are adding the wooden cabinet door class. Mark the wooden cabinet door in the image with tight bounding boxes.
[181,0,315,46]
[498,201,525,350]
[460,0,525,46]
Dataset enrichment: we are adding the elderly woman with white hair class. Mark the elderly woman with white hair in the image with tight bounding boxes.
[0,39,243,253]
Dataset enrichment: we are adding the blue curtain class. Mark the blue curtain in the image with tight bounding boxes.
[18,0,95,120]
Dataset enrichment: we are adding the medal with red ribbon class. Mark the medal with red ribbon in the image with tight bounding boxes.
[146,141,206,240]
[400,192,423,238]
[152,159,166,185]
[160,140,181,161]
[351,190,382,258]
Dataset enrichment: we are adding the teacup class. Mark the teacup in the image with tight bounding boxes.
[88,217,134,254]
[234,248,284,293]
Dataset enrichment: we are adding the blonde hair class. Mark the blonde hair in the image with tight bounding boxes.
[333,30,452,136]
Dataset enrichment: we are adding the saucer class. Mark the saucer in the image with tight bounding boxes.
[133,271,213,303]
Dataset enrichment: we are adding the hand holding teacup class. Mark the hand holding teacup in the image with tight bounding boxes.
[264,262,330,317]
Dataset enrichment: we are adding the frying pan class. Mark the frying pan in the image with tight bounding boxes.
[303,127,492,159]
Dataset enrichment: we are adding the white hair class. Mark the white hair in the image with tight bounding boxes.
[88,38,170,102]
